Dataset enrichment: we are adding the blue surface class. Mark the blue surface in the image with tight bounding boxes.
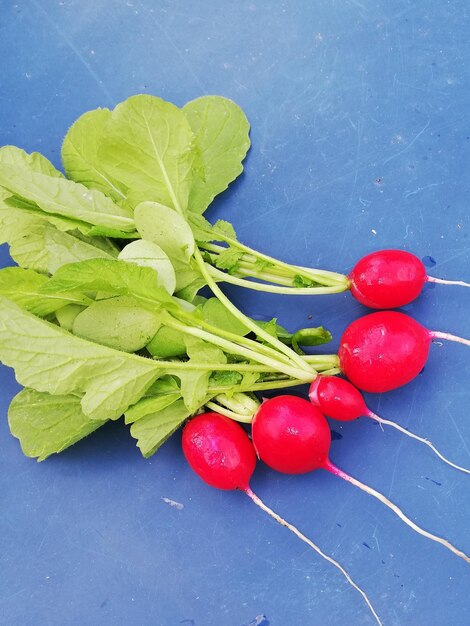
[1,2,470,625]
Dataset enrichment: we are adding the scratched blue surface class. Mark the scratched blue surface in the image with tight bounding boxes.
[1,2,470,625]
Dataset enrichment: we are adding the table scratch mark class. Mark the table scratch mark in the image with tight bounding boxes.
[30,0,115,106]
[382,119,431,165]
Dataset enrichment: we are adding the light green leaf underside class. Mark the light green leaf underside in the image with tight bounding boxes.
[8,388,107,461]
[183,95,250,214]
[98,95,195,211]
[0,297,162,420]
[179,337,226,413]
[118,239,177,295]
[61,108,128,202]
[130,399,190,458]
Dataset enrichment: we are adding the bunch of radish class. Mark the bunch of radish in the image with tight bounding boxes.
[181,249,470,625]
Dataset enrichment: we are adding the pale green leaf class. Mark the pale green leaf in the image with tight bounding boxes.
[130,399,190,458]
[42,258,175,310]
[178,337,226,412]
[0,297,162,420]
[202,297,248,336]
[0,200,118,273]
[0,267,90,316]
[146,325,187,359]
[0,164,136,232]
[183,96,250,214]
[8,388,107,461]
[61,108,128,202]
[72,296,161,353]
[0,146,63,177]
[98,95,195,211]
[124,393,180,424]
[134,201,195,263]
[118,239,176,295]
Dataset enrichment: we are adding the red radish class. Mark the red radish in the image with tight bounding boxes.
[252,395,470,563]
[338,311,470,393]
[182,412,381,624]
[349,249,470,309]
[309,376,470,475]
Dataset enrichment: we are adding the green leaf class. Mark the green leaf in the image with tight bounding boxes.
[183,96,250,214]
[213,220,237,241]
[0,199,118,273]
[202,297,248,336]
[0,146,63,178]
[292,327,332,353]
[178,337,226,412]
[98,95,195,211]
[0,164,135,233]
[61,108,128,203]
[8,388,107,461]
[130,399,190,458]
[118,239,177,295]
[124,392,180,424]
[0,267,90,316]
[293,274,315,288]
[134,201,195,263]
[214,246,244,273]
[0,297,162,420]
[72,296,161,353]
[209,370,243,387]
[146,325,187,358]
[56,304,86,331]
[42,258,175,310]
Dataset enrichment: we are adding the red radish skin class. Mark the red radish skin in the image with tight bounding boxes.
[339,311,470,393]
[252,395,470,563]
[349,249,470,309]
[181,412,382,625]
[309,376,470,474]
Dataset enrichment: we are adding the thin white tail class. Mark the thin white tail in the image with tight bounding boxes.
[430,331,470,348]
[244,486,382,625]
[325,462,470,564]
[427,276,470,288]
[367,411,470,475]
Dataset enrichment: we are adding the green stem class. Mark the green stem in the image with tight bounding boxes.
[163,314,314,382]
[208,235,349,287]
[205,401,253,423]
[208,265,348,295]
[173,307,297,369]
[193,247,315,375]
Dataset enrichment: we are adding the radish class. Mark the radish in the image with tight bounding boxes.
[182,412,381,624]
[309,376,470,474]
[339,311,470,393]
[251,395,470,563]
[348,249,470,308]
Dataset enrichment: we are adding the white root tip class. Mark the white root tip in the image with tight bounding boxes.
[327,464,470,564]
[427,276,470,288]
[244,486,382,625]
[367,411,470,475]
[430,331,470,348]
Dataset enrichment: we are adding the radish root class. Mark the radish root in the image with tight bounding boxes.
[431,331,470,348]
[326,462,470,564]
[244,486,382,625]
[367,411,470,475]
[427,276,470,288]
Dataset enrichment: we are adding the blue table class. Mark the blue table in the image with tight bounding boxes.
[1,3,469,625]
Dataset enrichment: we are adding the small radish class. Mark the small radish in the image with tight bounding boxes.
[182,412,381,624]
[349,249,470,309]
[309,376,470,475]
[252,395,470,563]
[339,311,470,393]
